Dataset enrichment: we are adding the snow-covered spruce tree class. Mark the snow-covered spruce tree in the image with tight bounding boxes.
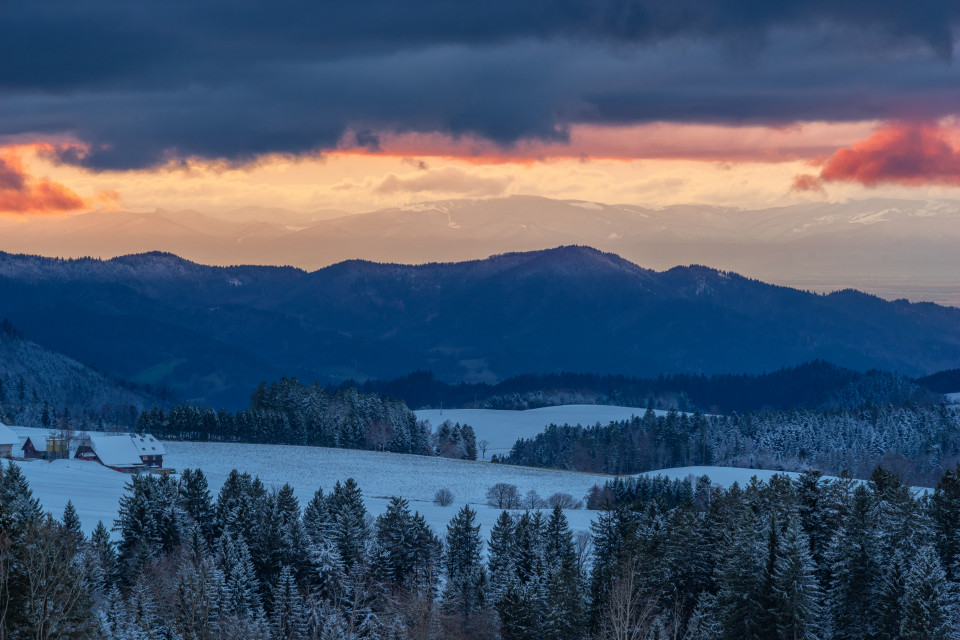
[215,469,268,547]
[253,484,307,590]
[931,463,960,582]
[711,512,767,640]
[487,510,516,605]
[303,487,332,546]
[409,511,443,595]
[178,468,216,545]
[60,499,83,544]
[270,565,307,640]
[588,506,641,629]
[772,517,823,640]
[660,507,714,621]
[329,478,369,574]
[115,474,184,579]
[872,551,907,640]
[373,496,419,589]
[216,531,265,624]
[497,510,547,640]
[168,541,225,640]
[460,424,478,460]
[898,545,958,640]
[541,505,585,640]
[827,484,878,640]
[442,504,487,626]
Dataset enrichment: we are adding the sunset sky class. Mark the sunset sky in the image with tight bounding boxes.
[3,1,960,216]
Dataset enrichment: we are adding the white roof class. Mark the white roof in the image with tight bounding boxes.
[131,433,165,456]
[0,423,18,446]
[88,434,144,467]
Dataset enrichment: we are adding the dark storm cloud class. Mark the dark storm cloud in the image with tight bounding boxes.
[2,0,959,168]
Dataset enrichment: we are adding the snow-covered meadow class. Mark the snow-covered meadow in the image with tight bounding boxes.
[6,423,838,540]
[414,404,664,457]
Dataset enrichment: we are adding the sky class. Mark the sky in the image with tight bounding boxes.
[2,1,960,216]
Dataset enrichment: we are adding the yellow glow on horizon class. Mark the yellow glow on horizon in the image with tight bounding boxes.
[7,120,960,219]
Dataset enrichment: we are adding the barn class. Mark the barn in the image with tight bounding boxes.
[75,433,146,473]
[0,423,18,459]
[131,433,165,467]
[21,436,41,459]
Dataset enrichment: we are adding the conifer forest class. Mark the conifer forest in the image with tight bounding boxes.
[3,458,960,639]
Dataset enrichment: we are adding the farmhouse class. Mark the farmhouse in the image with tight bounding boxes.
[0,423,17,459]
[131,433,165,467]
[21,435,70,460]
[75,433,146,473]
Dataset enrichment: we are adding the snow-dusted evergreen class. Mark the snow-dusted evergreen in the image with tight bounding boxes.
[4,460,960,638]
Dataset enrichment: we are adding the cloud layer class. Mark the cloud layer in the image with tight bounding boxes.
[0,154,86,214]
[2,0,959,170]
[795,122,960,189]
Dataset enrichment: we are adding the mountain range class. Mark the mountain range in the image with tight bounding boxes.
[0,246,958,408]
[1,196,958,305]
[0,320,165,425]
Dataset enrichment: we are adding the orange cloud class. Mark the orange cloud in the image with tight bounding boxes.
[0,150,88,215]
[803,122,960,189]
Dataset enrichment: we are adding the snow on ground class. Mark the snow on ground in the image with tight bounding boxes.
[946,392,960,405]
[8,424,898,541]
[7,425,612,537]
[415,404,666,458]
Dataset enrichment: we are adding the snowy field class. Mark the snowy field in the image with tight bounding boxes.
[415,404,666,457]
[947,392,960,405]
[5,425,855,540]
[8,425,612,537]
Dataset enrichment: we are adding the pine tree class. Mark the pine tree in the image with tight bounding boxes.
[931,464,960,582]
[89,520,119,590]
[270,565,307,640]
[329,479,368,573]
[374,496,415,588]
[178,468,216,544]
[443,505,486,624]
[170,545,224,640]
[61,498,83,542]
[873,551,907,640]
[541,506,585,640]
[899,545,957,640]
[217,531,264,622]
[460,424,478,460]
[303,488,331,547]
[772,518,823,640]
[712,512,766,640]
[488,511,516,604]
[828,485,878,640]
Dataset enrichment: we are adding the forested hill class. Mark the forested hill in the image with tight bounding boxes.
[337,361,943,413]
[1,246,959,407]
[0,319,169,427]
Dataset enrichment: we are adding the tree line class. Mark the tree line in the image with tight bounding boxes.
[136,378,432,456]
[501,403,960,486]
[335,361,943,413]
[2,461,960,638]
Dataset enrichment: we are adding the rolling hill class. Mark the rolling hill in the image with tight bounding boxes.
[0,246,959,407]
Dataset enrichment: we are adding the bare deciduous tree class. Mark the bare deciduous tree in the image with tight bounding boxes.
[485,483,521,509]
[434,488,454,506]
[19,519,93,640]
[600,558,656,640]
[547,492,583,509]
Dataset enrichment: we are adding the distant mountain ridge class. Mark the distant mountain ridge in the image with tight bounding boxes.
[1,196,959,305]
[0,246,958,408]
